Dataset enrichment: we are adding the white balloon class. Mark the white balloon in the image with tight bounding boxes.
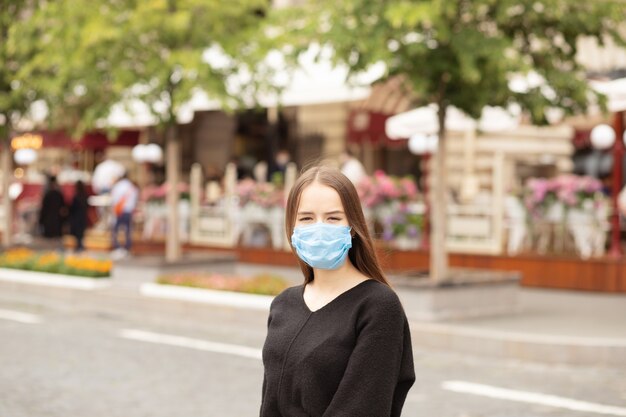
[132,144,147,162]
[590,124,616,150]
[8,182,23,200]
[408,134,428,155]
[13,148,37,165]
[145,144,163,163]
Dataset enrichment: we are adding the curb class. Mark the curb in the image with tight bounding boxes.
[140,283,274,311]
[0,268,111,290]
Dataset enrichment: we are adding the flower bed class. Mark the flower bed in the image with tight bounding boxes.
[157,272,288,296]
[356,171,423,248]
[357,170,419,208]
[521,174,605,217]
[516,175,610,257]
[0,248,111,278]
[141,182,190,203]
[236,179,285,208]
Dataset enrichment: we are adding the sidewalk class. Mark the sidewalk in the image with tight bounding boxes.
[0,260,624,367]
[394,284,626,367]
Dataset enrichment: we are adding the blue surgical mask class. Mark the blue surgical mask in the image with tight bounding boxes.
[291,223,352,270]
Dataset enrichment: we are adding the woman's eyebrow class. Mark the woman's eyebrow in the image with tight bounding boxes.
[296,210,344,215]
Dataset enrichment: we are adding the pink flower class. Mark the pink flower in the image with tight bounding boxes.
[400,178,417,197]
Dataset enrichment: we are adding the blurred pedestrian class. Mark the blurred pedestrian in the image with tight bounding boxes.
[260,166,415,416]
[110,172,138,258]
[38,175,66,240]
[339,148,367,185]
[253,160,268,183]
[204,164,222,182]
[230,155,254,180]
[68,180,89,253]
[268,148,292,183]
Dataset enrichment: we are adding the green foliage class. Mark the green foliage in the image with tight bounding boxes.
[9,0,273,137]
[0,0,41,139]
[273,0,626,124]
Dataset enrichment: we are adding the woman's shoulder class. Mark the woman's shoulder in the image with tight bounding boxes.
[361,279,399,298]
[359,280,405,314]
[270,284,304,308]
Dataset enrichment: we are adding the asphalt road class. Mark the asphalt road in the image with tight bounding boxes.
[0,297,625,417]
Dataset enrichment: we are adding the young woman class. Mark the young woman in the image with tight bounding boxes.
[261,166,415,417]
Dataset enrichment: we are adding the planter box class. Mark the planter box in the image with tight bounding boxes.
[112,252,237,289]
[140,282,274,311]
[0,268,111,290]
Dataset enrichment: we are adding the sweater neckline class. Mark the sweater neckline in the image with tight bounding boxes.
[300,279,374,314]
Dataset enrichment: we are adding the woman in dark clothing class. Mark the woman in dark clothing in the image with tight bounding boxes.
[69,180,89,252]
[38,176,66,239]
[261,166,415,417]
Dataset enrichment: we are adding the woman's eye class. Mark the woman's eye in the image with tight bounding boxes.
[328,217,341,221]
[298,217,312,222]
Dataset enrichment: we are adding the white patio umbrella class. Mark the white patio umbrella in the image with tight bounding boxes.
[478,105,521,132]
[385,104,475,138]
[590,77,626,112]
[386,103,521,207]
[385,104,519,139]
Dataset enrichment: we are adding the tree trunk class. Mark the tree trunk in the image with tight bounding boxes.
[429,105,449,284]
[165,126,181,262]
[1,135,12,248]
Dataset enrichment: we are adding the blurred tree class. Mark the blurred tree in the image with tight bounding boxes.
[273,0,626,283]
[0,0,43,247]
[11,2,123,137]
[12,0,272,260]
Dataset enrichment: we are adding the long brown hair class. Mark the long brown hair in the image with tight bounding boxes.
[285,166,390,286]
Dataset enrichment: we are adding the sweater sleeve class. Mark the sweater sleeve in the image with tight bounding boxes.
[260,304,273,415]
[260,295,281,417]
[322,292,415,417]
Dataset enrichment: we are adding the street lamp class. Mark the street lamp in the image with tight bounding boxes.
[590,124,615,150]
[132,143,163,164]
[13,148,38,166]
[591,113,625,258]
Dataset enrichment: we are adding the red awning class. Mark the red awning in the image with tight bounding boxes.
[35,129,140,150]
[346,110,407,148]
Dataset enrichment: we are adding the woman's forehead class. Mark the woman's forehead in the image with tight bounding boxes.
[298,182,343,210]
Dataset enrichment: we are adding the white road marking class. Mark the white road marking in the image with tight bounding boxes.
[119,329,262,360]
[411,322,626,347]
[442,380,626,416]
[0,309,42,324]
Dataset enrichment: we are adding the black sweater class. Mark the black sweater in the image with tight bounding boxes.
[261,279,415,417]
